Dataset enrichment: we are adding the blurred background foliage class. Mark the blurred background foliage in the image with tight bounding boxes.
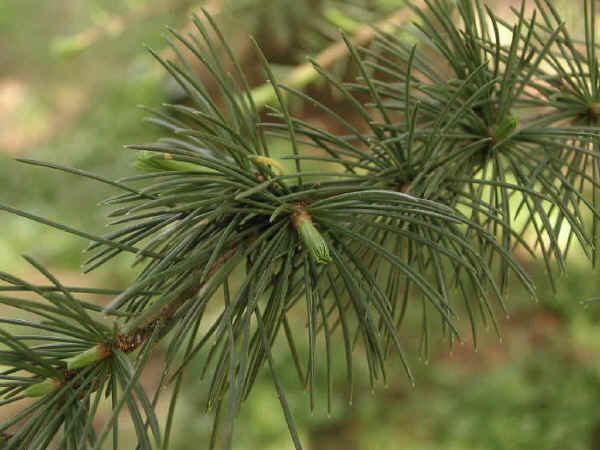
[1,0,600,449]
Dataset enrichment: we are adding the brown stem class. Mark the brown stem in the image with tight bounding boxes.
[250,0,426,110]
[50,241,243,389]
[116,243,241,354]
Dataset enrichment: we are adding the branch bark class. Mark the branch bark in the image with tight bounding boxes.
[250,0,426,110]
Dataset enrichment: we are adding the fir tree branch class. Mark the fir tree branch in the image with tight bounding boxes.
[2,1,599,448]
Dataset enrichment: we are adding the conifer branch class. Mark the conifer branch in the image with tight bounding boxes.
[1,1,599,448]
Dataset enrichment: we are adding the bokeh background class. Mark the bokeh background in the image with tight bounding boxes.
[2,1,600,449]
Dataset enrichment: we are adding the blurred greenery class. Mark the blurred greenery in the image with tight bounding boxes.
[2,0,600,449]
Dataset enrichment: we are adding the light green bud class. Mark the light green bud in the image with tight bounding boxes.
[293,210,331,264]
[134,151,201,172]
[65,343,110,370]
[491,115,518,144]
[23,378,60,398]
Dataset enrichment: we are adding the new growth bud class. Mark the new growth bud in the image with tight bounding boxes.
[65,343,111,370]
[134,150,201,172]
[292,208,331,264]
[249,155,285,176]
[491,115,518,144]
[23,378,60,398]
